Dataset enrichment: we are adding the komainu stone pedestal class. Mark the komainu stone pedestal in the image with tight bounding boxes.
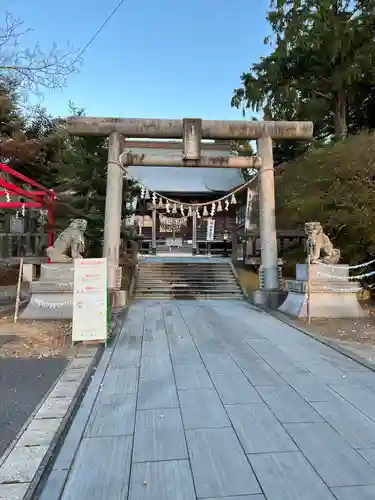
[21,263,74,320]
[278,263,367,318]
[0,284,29,307]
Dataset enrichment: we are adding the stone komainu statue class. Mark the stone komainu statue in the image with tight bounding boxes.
[304,221,341,265]
[46,219,87,263]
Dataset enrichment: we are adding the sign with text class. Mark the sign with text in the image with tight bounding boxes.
[166,237,183,247]
[206,219,215,242]
[72,258,108,343]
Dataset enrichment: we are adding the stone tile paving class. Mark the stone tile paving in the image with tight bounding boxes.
[43,299,375,500]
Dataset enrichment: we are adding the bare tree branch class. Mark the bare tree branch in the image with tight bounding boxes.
[0,12,80,93]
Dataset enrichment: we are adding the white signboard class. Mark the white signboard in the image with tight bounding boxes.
[206,219,215,242]
[166,238,183,247]
[245,188,253,231]
[72,258,108,343]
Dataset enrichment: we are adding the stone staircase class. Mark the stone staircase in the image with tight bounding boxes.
[134,258,244,300]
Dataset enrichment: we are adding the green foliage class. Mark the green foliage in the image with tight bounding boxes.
[0,80,23,138]
[275,131,375,264]
[229,140,254,157]
[232,0,375,141]
[231,0,375,270]
[0,87,137,257]
[0,83,64,186]
[57,129,109,254]
[56,103,139,256]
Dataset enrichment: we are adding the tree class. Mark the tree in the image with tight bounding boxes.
[0,90,138,257]
[0,13,79,92]
[347,71,375,134]
[0,79,23,139]
[232,0,375,140]
[229,140,254,157]
[0,88,64,186]
[57,103,139,256]
[275,131,375,265]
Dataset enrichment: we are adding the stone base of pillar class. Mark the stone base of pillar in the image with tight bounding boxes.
[112,290,127,308]
[108,289,128,308]
[252,289,287,309]
[151,247,156,255]
[23,263,36,282]
[192,247,197,256]
[107,265,118,291]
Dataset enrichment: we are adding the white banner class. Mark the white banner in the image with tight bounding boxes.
[206,219,215,242]
[245,188,252,231]
[72,258,108,343]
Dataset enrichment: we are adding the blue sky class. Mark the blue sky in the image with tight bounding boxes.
[2,0,271,120]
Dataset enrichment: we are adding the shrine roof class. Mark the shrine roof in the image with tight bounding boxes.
[124,141,245,193]
[125,166,244,193]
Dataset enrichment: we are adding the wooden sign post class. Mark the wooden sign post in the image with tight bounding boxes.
[206,219,215,242]
[206,219,215,255]
[72,258,109,353]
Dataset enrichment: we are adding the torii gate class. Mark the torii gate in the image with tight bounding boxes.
[61,117,313,304]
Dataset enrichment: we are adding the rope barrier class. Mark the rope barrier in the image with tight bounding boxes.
[110,159,269,210]
[317,269,375,280]
[30,297,73,309]
[114,153,375,280]
[323,286,363,293]
[319,257,375,270]
[44,266,74,271]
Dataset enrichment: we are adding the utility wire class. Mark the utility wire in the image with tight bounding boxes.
[72,0,126,64]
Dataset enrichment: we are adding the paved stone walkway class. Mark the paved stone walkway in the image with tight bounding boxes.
[45,300,375,500]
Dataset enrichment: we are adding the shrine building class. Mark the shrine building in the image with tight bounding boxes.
[124,140,255,257]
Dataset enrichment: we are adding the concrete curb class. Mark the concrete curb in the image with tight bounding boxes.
[31,307,129,500]
[0,348,100,500]
[0,310,125,500]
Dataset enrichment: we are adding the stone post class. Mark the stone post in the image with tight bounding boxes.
[257,136,279,290]
[151,208,157,255]
[103,132,124,289]
[192,210,197,255]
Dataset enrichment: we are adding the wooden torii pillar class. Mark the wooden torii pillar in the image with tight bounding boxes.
[61,117,313,305]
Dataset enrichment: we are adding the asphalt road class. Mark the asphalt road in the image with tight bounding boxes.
[0,357,68,457]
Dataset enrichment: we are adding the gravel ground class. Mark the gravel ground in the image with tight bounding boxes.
[0,356,67,457]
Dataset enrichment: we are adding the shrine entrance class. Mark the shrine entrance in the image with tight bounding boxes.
[61,116,313,305]
[158,213,187,252]
[124,139,243,258]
